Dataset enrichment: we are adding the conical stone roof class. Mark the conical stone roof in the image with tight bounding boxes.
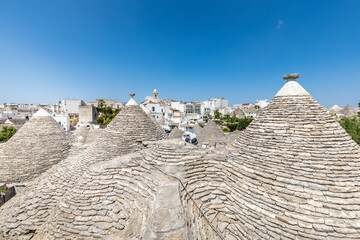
[187,74,360,239]
[233,108,245,118]
[0,95,167,239]
[341,104,358,117]
[196,119,226,145]
[193,124,203,137]
[0,109,72,184]
[225,130,242,144]
[330,104,342,112]
[168,127,183,139]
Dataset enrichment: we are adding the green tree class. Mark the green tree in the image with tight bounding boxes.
[0,126,17,143]
[97,99,105,108]
[96,107,121,127]
[222,127,230,132]
[255,105,260,109]
[339,117,360,145]
[104,118,112,125]
[225,118,253,132]
[96,116,105,125]
[223,114,231,121]
[214,110,222,119]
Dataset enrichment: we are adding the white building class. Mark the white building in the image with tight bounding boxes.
[0,108,19,120]
[52,113,71,131]
[243,106,258,118]
[255,99,270,108]
[201,98,228,116]
[61,99,86,115]
[141,89,176,125]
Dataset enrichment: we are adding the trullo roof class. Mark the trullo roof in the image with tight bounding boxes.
[330,104,342,112]
[187,74,360,239]
[196,119,226,145]
[193,124,203,137]
[233,108,245,118]
[168,127,183,139]
[341,104,358,117]
[0,108,72,184]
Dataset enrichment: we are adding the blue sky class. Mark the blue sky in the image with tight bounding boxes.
[0,0,359,107]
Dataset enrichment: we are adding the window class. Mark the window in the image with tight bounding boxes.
[117,105,120,108]
[152,107,155,112]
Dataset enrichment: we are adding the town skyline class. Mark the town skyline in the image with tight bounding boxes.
[1,85,358,109]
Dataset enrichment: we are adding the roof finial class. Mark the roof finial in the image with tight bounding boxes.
[126,93,138,106]
[283,73,300,81]
[275,73,309,96]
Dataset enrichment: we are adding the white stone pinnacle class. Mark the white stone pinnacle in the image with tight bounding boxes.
[33,108,51,117]
[275,74,310,97]
[126,93,138,106]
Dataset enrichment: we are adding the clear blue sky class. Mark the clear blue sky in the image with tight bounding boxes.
[1,0,359,107]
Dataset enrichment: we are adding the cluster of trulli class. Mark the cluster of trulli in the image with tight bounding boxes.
[0,109,73,186]
[0,94,167,239]
[329,104,358,118]
[1,74,360,240]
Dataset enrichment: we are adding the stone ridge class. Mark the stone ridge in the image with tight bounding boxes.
[73,125,89,144]
[0,115,72,184]
[33,140,206,239]
[0,104,167,239]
